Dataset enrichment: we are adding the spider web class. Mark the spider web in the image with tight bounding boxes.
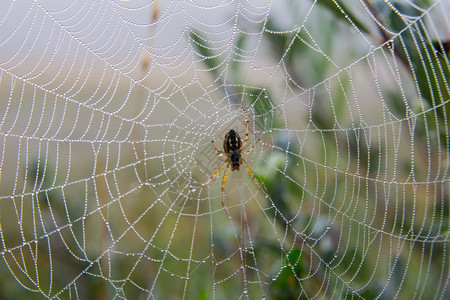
[0,0,448,299]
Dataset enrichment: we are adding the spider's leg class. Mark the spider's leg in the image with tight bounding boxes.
[239,108,250,150]
[195,160,227,189]
[242,138,261,157]
[212,141,226,157]
[221,163,230,207]
[241,158,266,196]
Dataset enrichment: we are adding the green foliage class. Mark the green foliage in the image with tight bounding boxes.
[190,30,249,86]
[316,0,370,34]
[229,33,246,82]
[376,2,449,149]
[243,88,278,131]
[265,16,336,86]
[268,249,304,299]
[189,30,223,78]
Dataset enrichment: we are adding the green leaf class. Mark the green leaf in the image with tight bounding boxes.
[189,30,222,77]
[381,2,449,120]
[397,29,449,149]
[244,88,276,131]
[264,18,292,62]
[376,2,449,149]
[265,15,337,86]
[385,89,408,119]
[229,33,247,82]
[316,0,370,34]
[286,248,303,275]
[268,248,304,299]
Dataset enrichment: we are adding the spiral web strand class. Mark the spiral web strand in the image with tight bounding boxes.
[0,0,448,299]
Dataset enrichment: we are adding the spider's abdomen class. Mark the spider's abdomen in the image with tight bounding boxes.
[224,129,241,152]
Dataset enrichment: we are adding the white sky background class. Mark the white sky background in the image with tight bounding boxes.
[0,0,370,86]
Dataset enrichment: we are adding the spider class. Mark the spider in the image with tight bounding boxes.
[194,108,266,208]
